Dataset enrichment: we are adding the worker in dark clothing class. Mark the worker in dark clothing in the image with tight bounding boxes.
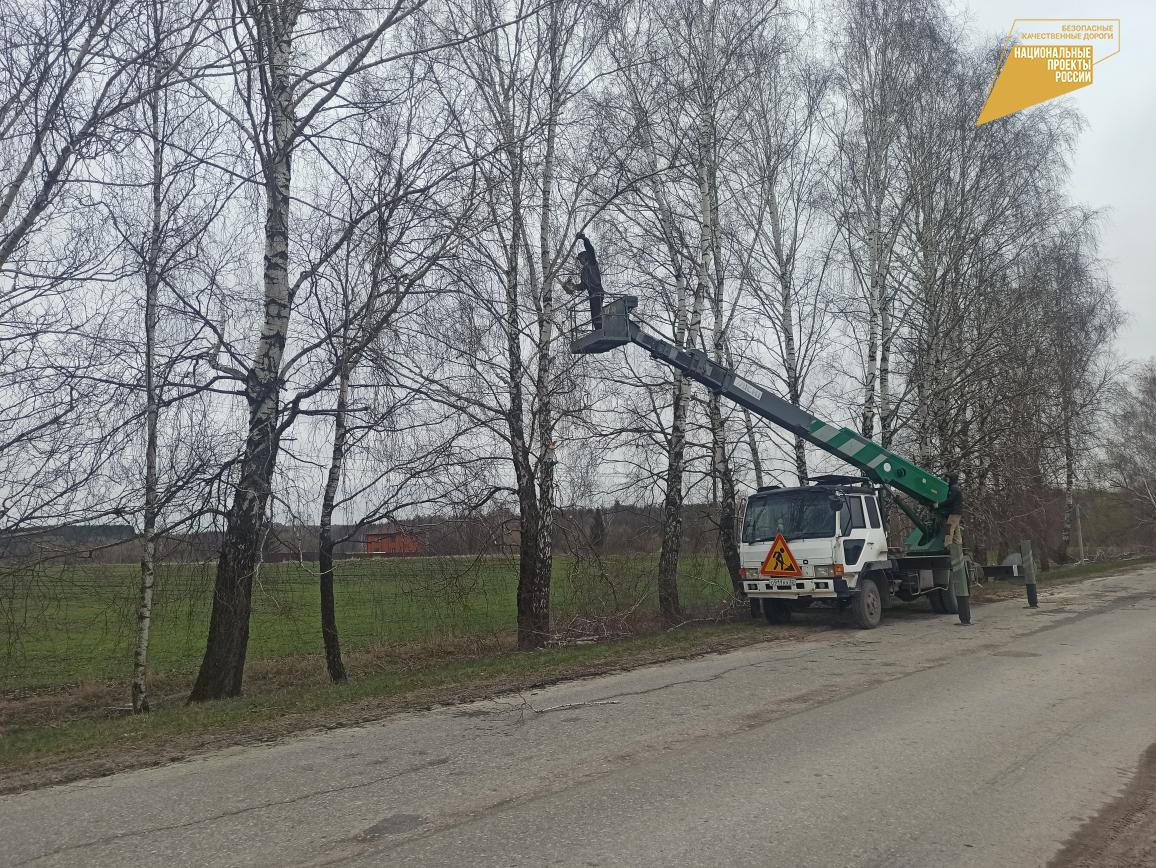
[942,473,964,546]
[575,232,603,330]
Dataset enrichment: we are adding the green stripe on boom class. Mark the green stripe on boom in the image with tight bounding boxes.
[805,422,947,506]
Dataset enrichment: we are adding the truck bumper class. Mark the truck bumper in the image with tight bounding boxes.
[742,578,840,598]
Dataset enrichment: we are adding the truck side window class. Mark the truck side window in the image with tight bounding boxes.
[865,497,881,529]
[849,497,866,529]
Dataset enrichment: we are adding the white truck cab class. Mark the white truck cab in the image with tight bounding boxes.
[738,476,895,628]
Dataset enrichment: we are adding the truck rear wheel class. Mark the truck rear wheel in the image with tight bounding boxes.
[763,599,792,624]
[851,580,882,629]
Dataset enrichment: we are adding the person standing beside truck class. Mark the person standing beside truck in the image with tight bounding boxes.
[943,473,964,545]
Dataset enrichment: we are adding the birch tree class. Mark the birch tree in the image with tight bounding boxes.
[604,0,781,614]
[677,0,781,593]
[0,0,216,538]
[430,0,614,648]
[732,28,832,484]
[189,0,437,701]
[604,5,703,622]
[1035,215,1121,561]
[829,0,922,447]
[98,0,240,712]
[304,75,476,680]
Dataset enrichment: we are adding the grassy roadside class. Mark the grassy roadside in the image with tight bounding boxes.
[3,555,1151,796]
[0,620,781,795]
[1,554,734,692]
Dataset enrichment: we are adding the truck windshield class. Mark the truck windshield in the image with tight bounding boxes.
[742,491,835,543]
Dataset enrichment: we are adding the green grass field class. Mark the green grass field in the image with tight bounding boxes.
[1,552,734,692]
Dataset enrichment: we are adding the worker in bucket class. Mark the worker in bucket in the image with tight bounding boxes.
[565,232,603,330]
[943,473,964,545]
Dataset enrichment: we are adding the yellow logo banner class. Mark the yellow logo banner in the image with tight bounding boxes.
[977,19,1120,126]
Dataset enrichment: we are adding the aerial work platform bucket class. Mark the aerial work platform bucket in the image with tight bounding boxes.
[570,295,640,354]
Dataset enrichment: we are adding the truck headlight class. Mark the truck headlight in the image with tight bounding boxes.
[814,565,834,577]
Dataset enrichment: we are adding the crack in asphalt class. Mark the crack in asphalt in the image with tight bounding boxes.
[9,755,453,866]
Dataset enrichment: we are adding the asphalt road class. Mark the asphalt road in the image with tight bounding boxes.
[4,570,1156,868]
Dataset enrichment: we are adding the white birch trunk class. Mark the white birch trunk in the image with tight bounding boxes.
[862,219,881,440]
[132,43,164,714]
[626,72,693,622]
[190,1,301,701]
[532,10,561,637]
[766,184,808,483]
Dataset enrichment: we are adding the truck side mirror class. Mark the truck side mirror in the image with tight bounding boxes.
[828,496,843,511]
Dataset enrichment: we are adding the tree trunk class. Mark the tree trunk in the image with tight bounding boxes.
[1058,402,1075,563]
[709,133,742,593]
[740,406,764,488]
[629,84,691,625]
[189,8,297,701]
[509,6,567,650]
[132,82,163,715]
[317,362,350,683]
[657,372,687,624]
[515,487,548,647]
[879,297,894,450]
[530,33,560,651]
[505,232,550,650]
[862,247,881,440]
[702,143,742,595]
[708,393,742,592]
[500,136,548,648]
[767,187,807,484]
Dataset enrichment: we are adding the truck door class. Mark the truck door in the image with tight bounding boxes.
[838,496,870,570]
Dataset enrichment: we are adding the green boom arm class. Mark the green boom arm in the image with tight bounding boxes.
[573,297,950,548]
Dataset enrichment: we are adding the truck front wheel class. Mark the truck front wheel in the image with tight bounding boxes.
[763,599,792,624]
[851,580,883,629]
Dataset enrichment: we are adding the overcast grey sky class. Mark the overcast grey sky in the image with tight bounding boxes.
[957,0,1154,363]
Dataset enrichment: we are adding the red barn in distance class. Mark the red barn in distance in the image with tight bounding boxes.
[365,530,423,557]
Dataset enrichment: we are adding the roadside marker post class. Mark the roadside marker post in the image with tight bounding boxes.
[1021,539,1039,608]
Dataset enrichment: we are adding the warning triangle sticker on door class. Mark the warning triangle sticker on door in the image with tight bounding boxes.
[761,533,803,577]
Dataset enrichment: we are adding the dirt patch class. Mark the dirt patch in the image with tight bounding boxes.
[1048,741,1156,868]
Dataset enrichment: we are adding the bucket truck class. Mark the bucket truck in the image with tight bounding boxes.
[573,296,1017,628]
